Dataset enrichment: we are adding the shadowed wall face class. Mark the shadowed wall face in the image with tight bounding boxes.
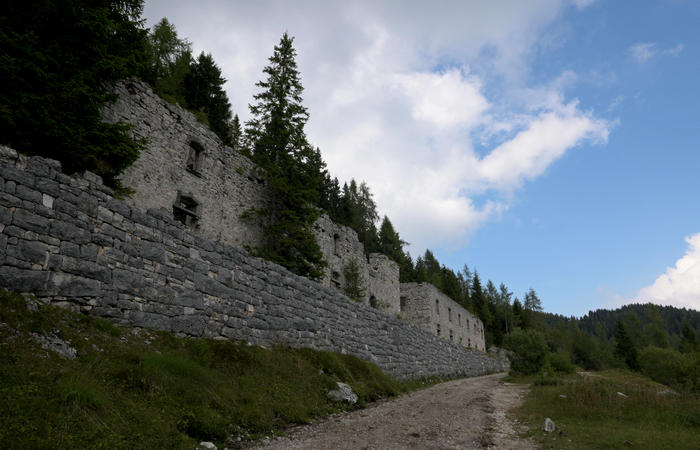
[0,146,505,378]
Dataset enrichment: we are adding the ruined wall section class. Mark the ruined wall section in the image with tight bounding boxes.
[313,214,368,298]
[367,254,400,315]
[400,282,485,351]
[102,79,265,249]
[0,147,505,379]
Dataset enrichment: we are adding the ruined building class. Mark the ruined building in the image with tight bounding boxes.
[102,79,485,352]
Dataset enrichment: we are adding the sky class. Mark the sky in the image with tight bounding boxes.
[142,0,700,317]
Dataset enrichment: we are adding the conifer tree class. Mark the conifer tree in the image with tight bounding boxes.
[230,114,243,152]
[185,52,233,145]
[615,319,640,370]
[245,33,326,279]
[1,0,149,187]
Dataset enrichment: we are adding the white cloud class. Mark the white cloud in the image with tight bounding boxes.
[142,0,612,254]
[628,42,685,64]
[629,42,656,64]
[636,234,700,311]
[570,0,596,10]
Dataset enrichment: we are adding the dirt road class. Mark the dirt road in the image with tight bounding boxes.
[252,373,534,450]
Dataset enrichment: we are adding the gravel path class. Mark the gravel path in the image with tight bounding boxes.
[250,373,534,450]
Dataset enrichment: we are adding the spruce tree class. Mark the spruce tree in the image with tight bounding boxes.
[184,52,233,145]
[245,33,326,279]
[614,319,640,371]
[231,114,243,152]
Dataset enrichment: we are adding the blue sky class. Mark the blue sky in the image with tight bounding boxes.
[143,0,700,316]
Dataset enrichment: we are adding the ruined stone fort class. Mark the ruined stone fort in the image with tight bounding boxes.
[0,79,506,378]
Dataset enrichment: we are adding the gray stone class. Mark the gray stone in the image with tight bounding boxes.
[31,332,77,359]
[50,272,102,297]
[327,382,358,404]
[7,239,48,265]
[543,417,556,433]
[50,221,90,244]
[13,209,49,233]
[0,266,49,293]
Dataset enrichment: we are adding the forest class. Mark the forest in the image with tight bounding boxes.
[1,0,698,393]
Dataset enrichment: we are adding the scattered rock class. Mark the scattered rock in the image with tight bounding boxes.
[543,417,556,433]
[657,388,680,397]
[558,394,567,399]
[616,392,628,399]
[327,382,358,404]
[198,442,216,449]
[31,332,77,359]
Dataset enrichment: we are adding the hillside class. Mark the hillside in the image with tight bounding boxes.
[0,289,434,448]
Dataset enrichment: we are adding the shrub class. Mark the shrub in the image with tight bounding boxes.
[639,346,700,392]
[503,328,548,375]
[546,351,575,374]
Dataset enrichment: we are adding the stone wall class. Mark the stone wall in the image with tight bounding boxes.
[102,79,265,252]
[105,80,402,315]
[400,282,486,351]
[0,147,506,379]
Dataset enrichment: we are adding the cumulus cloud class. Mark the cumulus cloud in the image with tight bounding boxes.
[636,234,700,311]
[628,42,685,64]
[142,0,612,253]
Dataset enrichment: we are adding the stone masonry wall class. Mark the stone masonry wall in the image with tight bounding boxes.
[0,147,505,379]
[102,79,265,251]
[400,282,486,351]
[105,80,401,315]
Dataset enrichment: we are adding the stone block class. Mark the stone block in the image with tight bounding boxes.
[49,272,103,297]
[113,268,147,292]
[36,178,60,196]
[0,204,12,225]
[50,220,90,244]
[139,240,165,263]
[0,165,35,187]
[15,185,42,204]
[13,209,49,233]
[0,266,49,292]
[6,239,49,265]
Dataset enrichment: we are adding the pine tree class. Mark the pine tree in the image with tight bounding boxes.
[245,32,326,279]
[184,52,233,145]
[614,319,640,371]
[145,17,192,103]
[230,114,243,152]
[680,321,697,353]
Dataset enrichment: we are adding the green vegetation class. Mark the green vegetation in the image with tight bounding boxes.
[244,33,327,279]
[343,258,366,302]
[0,0,148,188]
[0,289,435,448]
[511,370,700,449]
[143,18,236,147]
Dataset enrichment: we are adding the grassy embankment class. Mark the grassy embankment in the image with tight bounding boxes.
[509,370,700,449]
[0,289,438,448]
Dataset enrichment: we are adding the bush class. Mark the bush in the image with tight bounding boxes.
[503,328,548,375]
[639,346,700,392]
[546,351,575,374]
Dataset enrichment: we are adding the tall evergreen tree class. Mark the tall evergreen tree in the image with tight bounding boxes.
[145,17,192,104]
[184,52,233,145]
[615,319,640,371]
[245,33,326,279]
[230,114,243,152]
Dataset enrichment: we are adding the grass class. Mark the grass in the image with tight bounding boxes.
[0,289,440,448]
[510,369,700,449]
